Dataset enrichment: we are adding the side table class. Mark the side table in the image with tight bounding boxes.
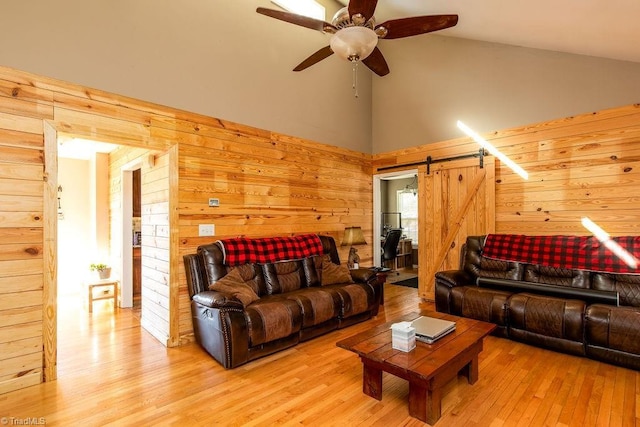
[85,278,119,313]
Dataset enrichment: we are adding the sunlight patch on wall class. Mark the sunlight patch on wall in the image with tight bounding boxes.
[457,120,529,180]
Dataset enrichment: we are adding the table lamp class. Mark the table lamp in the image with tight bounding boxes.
[341,226,367,269]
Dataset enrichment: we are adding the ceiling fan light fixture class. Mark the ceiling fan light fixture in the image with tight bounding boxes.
[256,4,458,78]
[329,26,378,61]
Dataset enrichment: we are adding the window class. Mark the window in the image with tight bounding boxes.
[397,191,418,243]
[271,0,325,21]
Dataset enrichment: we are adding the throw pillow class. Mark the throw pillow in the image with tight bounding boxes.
[320,255,354,286]
[208,268,260,307]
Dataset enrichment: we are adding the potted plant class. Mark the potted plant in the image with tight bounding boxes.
[90,263,111,280]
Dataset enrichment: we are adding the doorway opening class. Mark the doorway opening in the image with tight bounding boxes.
[120,160,145,309]
[373,170,419,281]
[56,136,117,307]
[56,136,149,311]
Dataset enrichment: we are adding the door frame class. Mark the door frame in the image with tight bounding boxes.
[119,160,143,308]
[373,169,418,268]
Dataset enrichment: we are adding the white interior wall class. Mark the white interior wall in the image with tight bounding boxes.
[0,0,372,153]
[384,178,412,213]
[57,158,91,295]
[58,155,111,296]
[372,35,640,152]
[90,153,110,263]
[1,2,638,155]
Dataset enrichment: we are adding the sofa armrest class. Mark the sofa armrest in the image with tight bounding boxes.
[435,270,474,288]
[190,299,249,368]
[350,268,376,283]
[193,290,245,309]
[347,268,384,313]
[435,270,474,313]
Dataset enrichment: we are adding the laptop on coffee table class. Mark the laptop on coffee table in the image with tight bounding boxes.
[412,316,456,344]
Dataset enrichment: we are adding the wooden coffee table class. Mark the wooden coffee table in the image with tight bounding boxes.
[337,311,496,424]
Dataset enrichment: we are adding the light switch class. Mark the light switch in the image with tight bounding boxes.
[199,224,215,236]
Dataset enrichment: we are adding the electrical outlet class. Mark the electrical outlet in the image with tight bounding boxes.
[208,198,220,207]
[198,224,215,237]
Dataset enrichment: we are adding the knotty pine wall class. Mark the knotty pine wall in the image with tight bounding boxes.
[108,146,174,346]
[0,74,50,394]
[173,128,373,339]
[373,103,640,300]
[0,65,372,394]
[141,150,177,345]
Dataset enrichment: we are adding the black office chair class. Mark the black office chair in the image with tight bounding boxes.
[381,229,402,271]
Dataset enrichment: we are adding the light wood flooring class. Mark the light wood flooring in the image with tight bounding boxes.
[0,284,638,426]
[386,267,418,284]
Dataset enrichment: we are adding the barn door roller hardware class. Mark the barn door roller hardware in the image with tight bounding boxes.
[376,148,486,174]
[426,148,485,174]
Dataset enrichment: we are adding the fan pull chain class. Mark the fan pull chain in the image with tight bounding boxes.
[352,60,359,98]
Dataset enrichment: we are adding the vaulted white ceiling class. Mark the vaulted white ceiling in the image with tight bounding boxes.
[336,0,640,63]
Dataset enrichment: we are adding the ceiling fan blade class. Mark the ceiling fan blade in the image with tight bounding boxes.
[348,0,378,22]
[256,7,335,32]
[377,15,458,40]
[293,46,335,72]
[362,47,389,77]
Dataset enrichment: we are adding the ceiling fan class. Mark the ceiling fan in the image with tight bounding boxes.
[256,0,458,77]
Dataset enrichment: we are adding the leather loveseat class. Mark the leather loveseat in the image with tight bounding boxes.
[435,235,640,370]
[183,234,383,368]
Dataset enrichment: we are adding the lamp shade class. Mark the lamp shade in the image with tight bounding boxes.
[329,26,378,61]
[341,226,367,246]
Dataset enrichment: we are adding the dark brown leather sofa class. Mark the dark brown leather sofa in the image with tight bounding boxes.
[435,235,640,370]
[183,235,383,368]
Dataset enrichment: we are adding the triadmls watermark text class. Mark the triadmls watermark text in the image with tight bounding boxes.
[1,417,46,425]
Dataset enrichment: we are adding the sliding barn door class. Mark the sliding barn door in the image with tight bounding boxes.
[419,156,495,300]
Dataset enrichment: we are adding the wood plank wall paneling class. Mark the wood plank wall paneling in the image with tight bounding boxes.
[108,147,173,346]
[0,78,48,394]
[141,151,172,346]
[173,125,373,240]
[373,103,640,300]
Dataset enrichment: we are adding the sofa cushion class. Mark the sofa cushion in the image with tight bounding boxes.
[592,273,640,306]
[208,268,260,307]
[450,286,512,328]
[286,288,340,327]
[586,304,640,355]
[508,293,585,356]
[262,260,306,294]
[323,283,371,318]
[244,297,303,346]
[229,263,265,296]
[524,264,590,288]
[319,255,354,286]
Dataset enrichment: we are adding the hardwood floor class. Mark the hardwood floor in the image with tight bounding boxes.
[386,267,418,284]
[0,285,638,426]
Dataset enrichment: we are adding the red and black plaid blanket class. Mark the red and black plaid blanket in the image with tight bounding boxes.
[482,234,640,274]
[218,234,324,266]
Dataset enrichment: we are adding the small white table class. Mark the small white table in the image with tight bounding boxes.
[85,278,119,313]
